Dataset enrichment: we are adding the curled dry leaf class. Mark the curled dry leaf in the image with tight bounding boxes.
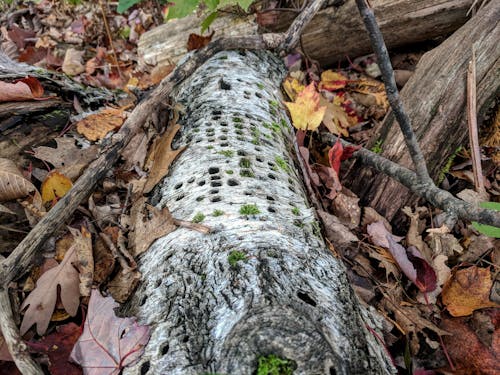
[70,290,150,374]
[20,239,80,335]
[0,76,45,102]
[0,158,37,202]
[442,266,498,317]
[76,107,126,142]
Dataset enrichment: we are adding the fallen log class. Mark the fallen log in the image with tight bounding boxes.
[122,50,393,374]
[138,0,474,68]
[344,0,500,223]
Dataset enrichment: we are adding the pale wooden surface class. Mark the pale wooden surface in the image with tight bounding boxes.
[138,0,474,68]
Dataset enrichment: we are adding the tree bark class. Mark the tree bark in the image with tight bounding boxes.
[123,51,393,374]
[344,0,500,223]
[138,0,474,69]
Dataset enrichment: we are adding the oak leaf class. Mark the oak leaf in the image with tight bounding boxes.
[70,290,150,374]
[284,83,326,131]
[20,239,80,335]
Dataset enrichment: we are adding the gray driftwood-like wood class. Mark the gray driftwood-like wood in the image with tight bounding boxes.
[138,0,474,69]
[123,51,393,375]
[345,0,500,222]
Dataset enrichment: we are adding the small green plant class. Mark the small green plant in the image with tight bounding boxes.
[212,210,225,217]
[192,212,205,223]
[239,158,251,168]
[240,204,260,215]
[257,354,294,375]
[275,156,291,173]
[370,139,383,154]
[218,150,234,157]
[257,83,265,90]
[207,145,214,150]
[291,207,300,216]
[233,117,243,123]
[240,170,255,178]
[270,122,281,133]
[472,202,500,238]
[228,250,247,268]
[280,118,288,128]
[268,100,279,108]
[226,170,234,174]
[438,146,462,184]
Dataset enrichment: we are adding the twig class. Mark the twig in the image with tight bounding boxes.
[321,133,500,227]
[467,45,485,195]
[0,287,43,374]
[354,0,432,184]
[99,0,123,79]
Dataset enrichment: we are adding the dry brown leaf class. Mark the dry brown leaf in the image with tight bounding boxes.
[317,209,358,248]
[76,107,126,142]
[32,137,98,180]
[93,232,116,285]
[0,78,43,102]
[331,188,360,229]
[120,131,150,171]
[144,124,186,193]
[0,331,13,361]
[442,266,498,317]
[107,268,141,303]
[0,158,37,202]
[20,240,80,335]
[129,197,177,256]
[368,246,400,280]
[41,170,73,205]
[320,95,358,137]
[68,226,93,297]
[62,48,85,76]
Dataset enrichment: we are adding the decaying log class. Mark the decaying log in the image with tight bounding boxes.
[123,51,393,375]
[138,0,474,69]
[345,0,500,222]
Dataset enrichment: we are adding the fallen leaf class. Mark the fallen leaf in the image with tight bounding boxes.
[144,124,187,193]
[32,137,98,180]
[321,95,359,136]
[331,188,360,229]
[317,209,358,248]
[107,269,141,303]
[0,158,37,202]
[29,323,82,375]
[76,108,125,142]
[187,31,214,51]
[282,75,305,101]
[442,318,500,374]
[367,221,403,248]
[442,266,498,317]
[20,241,80,335]
[129,197,177,256]
[69,227,93,297]
[92,230,116,285]
[0,77,45,102]
[41,171,73,205]
[7,25,35,50]
[70,290,150,374]
[284,83,326,131]
[62,48,85,76]
[319,70,348,91]
[387,236,437,293]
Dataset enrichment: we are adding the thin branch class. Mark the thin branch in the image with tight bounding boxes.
[467,45,485,195]
[355,0,432,184]
[0,287,43,374]
[321,133,500,227]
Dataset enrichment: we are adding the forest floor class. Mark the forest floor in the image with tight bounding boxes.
[0,1,498,374]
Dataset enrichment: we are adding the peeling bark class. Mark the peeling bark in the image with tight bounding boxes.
[123,51,393,374]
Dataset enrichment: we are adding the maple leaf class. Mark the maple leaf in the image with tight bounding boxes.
[282,75,305,101]
[321,95,359,136]
[70,289,150,374]
[284,83,326,131]
[319,70,348,91]
[20,240,80,335]
[442,266,498,316]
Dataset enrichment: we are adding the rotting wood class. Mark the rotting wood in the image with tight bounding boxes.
[138,0,475,69]
[344,0,500,223]
[122,49,394,375]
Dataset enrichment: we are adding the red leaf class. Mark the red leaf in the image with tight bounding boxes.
[328,138,343,175]
[70,290,150,374]
[387,236,437,292]
[7,25,36,50]
[29,323,82,375]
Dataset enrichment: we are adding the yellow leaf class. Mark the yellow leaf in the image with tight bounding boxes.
[282,75,305,101]
[41,171,73,205]
[284,83,326,131]
[319,70,348,91]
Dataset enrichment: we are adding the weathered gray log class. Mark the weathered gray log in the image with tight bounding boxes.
[138,0,474,69]
[345,0,500,223]
[123,51,393,374]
